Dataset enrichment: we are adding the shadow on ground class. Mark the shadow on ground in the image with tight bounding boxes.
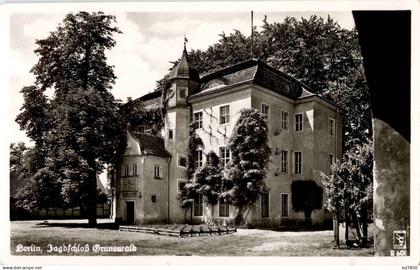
[33,220,119,230]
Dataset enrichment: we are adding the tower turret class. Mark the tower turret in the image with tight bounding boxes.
[163,43,200,223]
[166,44,200,108]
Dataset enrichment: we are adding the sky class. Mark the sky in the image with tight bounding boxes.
[8,10,355,146]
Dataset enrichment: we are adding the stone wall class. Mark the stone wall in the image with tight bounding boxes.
[373,119,410,255]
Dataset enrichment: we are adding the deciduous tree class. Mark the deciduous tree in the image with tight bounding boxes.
[222,108,271,225]
[15,12,125,226]
[195,151,223,224]
[321,139,373,247]
[291,180,323,222]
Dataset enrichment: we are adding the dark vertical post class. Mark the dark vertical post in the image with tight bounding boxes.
[251,10,254,58]
[353,11,411,256]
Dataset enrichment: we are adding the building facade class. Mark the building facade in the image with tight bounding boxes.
[114,46,343,228]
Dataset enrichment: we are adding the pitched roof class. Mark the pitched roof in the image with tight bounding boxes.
[138,90,161,102]
[131,132,171,158]
[193,59,308,100]
[134,58,336,106]
[138,90,162,109]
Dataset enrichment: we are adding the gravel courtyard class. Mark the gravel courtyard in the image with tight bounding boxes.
[10,219,374,256]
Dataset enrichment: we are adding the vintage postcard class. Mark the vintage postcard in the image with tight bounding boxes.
[0,0,419,269]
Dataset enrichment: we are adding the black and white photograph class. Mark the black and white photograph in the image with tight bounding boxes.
[1,0,418,268]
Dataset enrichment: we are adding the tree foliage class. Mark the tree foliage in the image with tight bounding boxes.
[120,97,163,136]
[15,86,50,147]
[15,12,125,225]
[321,139,373,246]
[31,12,121,92]
[291,180,323,220]
[10,143,29,200]
[15,86,51,177]
[10,143,63,212]
[177,181,199,222]
[195,151,223,206]
[10,142,27,179]
[223,108,271,210]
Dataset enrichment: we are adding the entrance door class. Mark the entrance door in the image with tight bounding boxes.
[126,201,134,224]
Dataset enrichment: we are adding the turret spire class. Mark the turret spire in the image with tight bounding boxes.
[184,35,188,51]
[168,36,199,82]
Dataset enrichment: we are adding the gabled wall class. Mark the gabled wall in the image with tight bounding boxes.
[115,133,142,224]
[116,132,169,224]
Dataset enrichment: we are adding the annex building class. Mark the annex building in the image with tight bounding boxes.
[112,45,343,228]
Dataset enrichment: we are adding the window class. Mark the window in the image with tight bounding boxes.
[281,193,289,217]
[132,164,137,176]
[194,111,203,129]
[168,129,173,139]
[281,111,289,130]
[295,113,303,131]
[178,155,187,168]
[120,165,126,177]
[328,154,334,174]
[281,150,288,173]
[179,87,187,98]
[219,147,230,168]
[154,165,161,179]
[219,200,229,217]
[122,179,129,191]
[196,150,203,168]
[127,164,133,176]
[193,194,203,216]
[123,178,136,191]
[261,103,270,118]
[329,118,335,136]
[294,152,302,174]
[220,105,230,124]
[177,180,187,193]
[151,194,157,203]
[261,193,269,218]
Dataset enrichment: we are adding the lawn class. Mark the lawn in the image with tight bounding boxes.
[10,219,374,256]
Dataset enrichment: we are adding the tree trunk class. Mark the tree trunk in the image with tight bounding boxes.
[210,204,215,225]
[82,43,92,90]
[184,208,188,223]
[352,211,362,244]
[205,204,215,225]
[87,158,97,227]
[304,208,312,226]
[234,205,245,226]
[361,205,368,248]
[344,203,350,244]
[190,206,193,223]
[334,206,340,247]
[243,206,250,221]
[304,208,311,220]
[88,171,97,227]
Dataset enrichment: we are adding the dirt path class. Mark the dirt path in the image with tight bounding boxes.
[10,220,374,256]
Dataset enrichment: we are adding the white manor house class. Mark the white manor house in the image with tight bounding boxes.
[112,45,343,228]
